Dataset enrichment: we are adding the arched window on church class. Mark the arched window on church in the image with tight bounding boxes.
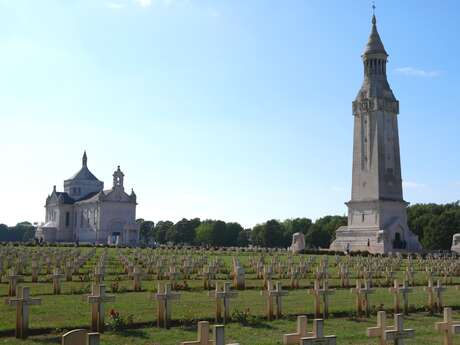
[65,212,70,227]
[80,211,84,228]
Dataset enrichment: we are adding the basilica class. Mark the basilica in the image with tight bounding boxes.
[35,152,140,246]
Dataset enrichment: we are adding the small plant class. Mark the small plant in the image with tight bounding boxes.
[231,308,260,326]
[107,309,134,332]
[111,281,119,293]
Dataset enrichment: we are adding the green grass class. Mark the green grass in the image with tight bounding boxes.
[0,247,459,344]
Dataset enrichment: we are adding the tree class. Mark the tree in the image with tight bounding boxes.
[195,220,215,246]
[237,228,250,247]
[281,218,312,247]
[169,218,201,244]
[306,215,347,248]
[407,202,460,250]
[0,222,36,242]
[154,221,174,244]
[136,219,155,245]
[251,220,284,248]
[224,222,243,247]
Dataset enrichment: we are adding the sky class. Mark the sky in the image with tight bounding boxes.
[0,0,459,228]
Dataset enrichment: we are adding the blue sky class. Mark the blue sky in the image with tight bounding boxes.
[0,0,458,228]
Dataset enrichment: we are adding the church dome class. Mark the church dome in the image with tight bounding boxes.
[67,166,100,182]
[65,151,101,182]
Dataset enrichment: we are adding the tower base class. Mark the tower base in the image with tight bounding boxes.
[330,225,422,254]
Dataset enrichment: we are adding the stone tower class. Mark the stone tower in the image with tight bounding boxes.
[330,14,422,253]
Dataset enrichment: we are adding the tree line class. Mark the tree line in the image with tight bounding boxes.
[2,202,460,250]
[0,222,36,242]
[136,216,347,248]
[408,201,460,251]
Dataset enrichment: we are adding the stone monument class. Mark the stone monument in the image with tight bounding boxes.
[291,232,305,253]
[329,13,422,254]
[451,234,460,254]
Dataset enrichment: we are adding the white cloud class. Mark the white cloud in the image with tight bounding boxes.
[106,2,126,9]
[394,67,441,78]
[135,0,152,7]
[403,181,427,189]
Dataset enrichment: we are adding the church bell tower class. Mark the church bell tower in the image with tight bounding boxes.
[330,13,422,253]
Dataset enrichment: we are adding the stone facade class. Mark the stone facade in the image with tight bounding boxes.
[35,152,140,246]
[330,15,422,254]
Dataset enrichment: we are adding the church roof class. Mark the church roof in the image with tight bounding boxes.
[65,151,101,183]
[56,192,74,204]
[363,15,388,56]
[67,166,100,182]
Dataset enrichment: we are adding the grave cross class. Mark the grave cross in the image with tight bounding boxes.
[263,266,273,289]
[389,280,412,315]
[434,280,446,313]
[132,267,146,292]
[7,269,23,297]
[283,315,312,345]
[154,283,181,328]
[87,284,115,333]
[384,314,415,345]
[309,280,323,318]
[300,319,336,345]
[210,282,238,323]
[169,266,181,290]
[52,268,64,295]
[261,281,288,320]
[202,267,213,290]
[435,307,460,345]
[319,280,335,319]
[360,280,375,317]
[339,265,350,288]
[31,261,39,283]
[425,278,436,313]
[92,266,104,285]
[290,267,300,289]
[367,311,388,345]
[5,286,41,339]
[350,280,363,316]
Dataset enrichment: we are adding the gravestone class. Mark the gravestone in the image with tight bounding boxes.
[367,311,388,345]
[283,315,312,345]
[61,329,100,345]
[384,314,414,344]
[87,284,115,333]
[154,283,181,328]
[300,319,336,345]
[210,282,238,323]
[435,307,460,345]
[5,286,41,339]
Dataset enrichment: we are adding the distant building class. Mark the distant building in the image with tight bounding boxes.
[329,14,422,253]
[35,152,140,246]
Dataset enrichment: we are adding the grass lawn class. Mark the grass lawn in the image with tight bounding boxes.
[0,247,459,344]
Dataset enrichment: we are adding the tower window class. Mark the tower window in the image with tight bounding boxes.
[362,213,365,222]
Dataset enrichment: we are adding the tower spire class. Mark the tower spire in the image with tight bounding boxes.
[82,151,87,167]
[363,7,387,57]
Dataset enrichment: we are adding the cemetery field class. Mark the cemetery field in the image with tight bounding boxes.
[1,246,460,344]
